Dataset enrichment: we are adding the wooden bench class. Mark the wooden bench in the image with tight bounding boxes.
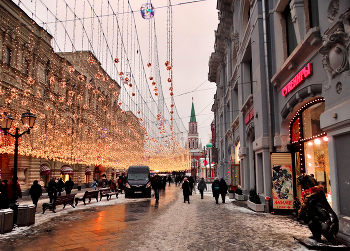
[75,190,99,206]
[99,188,118,201]
[42,193,76,213]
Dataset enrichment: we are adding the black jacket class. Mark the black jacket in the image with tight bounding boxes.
[219,179,228,195]
[30,182,42,200]
[182,180,191,196]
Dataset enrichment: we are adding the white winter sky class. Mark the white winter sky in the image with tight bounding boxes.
[15,0,219,145]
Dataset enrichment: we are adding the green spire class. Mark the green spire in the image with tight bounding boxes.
[190,98,196,122]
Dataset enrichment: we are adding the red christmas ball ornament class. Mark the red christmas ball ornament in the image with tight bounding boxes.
[114,57,119,63]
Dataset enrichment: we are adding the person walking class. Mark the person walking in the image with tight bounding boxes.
[77,176,82,191]
[48,177,57,203]
[8,177,22,202]
[39,177,44,188]
[188,176,194,195]
[182,177,191,204]
[65,177,74,195]
[57,178,64,196]
[219,178,228,203]
[152,175,161,203]
[29,180,42,207]
[212,177,220,204]
[93,179,98,190]
[197,178,207,199]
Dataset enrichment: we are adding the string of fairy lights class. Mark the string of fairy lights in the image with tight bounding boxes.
[0,0,190,172]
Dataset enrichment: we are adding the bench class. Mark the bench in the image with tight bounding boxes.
[42,193,76,213]
[75,190,99,206]
[99,188,118,201]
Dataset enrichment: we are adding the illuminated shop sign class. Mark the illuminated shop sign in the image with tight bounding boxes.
[282,63,312,97]
[244,108,254,125]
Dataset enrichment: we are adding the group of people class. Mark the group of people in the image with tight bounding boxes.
[48,177,75,203]
[0,177,23,209]
[180,176,228,204]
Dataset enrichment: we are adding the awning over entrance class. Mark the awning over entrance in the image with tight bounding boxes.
[85,167,92,175]
[61,166,74,175]
[40,165,51,176]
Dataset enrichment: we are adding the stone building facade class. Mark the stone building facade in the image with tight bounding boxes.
[209,0,350,243]
[0,0,143,192]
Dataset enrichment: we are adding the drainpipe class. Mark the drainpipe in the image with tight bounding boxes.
[262,0,273,153]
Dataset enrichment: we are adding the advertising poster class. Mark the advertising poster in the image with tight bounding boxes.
[272,164,294,209]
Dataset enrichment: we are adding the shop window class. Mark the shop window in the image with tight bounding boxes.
[302,102,324,139]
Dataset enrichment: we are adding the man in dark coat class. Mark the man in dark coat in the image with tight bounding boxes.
[29,180,42,207]
[188,176,194,195]
[57,178,64,196]
[182,177,191,204]
[219,178,228,203]
[212,177,220,204]
[48,178,57,203]
[151,175,161,203]
[8,177,22,202]
[65,178,74,195]
[197,178,207,199]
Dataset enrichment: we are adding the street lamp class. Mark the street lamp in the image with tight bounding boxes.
[206,143,212,180]
[0,110,36,207]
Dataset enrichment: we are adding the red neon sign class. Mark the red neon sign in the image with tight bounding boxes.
[282,63,312,97]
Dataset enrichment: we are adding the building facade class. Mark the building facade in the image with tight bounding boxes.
[209,0,350,243]
[0,0,143,192]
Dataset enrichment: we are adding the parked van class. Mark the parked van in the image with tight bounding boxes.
[125,165,151,198]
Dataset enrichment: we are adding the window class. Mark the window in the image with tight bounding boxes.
[24,59,29,75]
[5,47,11,65]
[284,3,297,55]
[308,0,319,28]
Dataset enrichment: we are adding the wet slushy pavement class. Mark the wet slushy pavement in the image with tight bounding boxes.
[0,185,341,251]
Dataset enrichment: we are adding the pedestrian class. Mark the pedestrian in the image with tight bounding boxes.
[219,177,228,203]
[0,180,9,209]
[48,177,57,203]
[93,179,98,190]
[167,175,172,186]
[109,178,116,192]
[152,175,161,203]
[77,176,82,191]
[212,177,220,204]
[102,174,107,188]
[8,177,22,202]
[29,180,42,207]
[188,176,195,194]
[57,178,64,196]
[65,177,74,194]
[197,178,207,199]
[181,177,191,204]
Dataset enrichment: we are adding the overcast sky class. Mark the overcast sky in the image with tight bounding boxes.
[129,0,219,145]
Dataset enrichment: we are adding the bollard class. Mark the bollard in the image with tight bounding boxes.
[17,204,36,226]
[0,209,14,234]
[27,204,36,225]
[265,196,270,213]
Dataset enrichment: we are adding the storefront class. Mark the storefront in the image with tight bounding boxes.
[289,98,331,205]
[61,165,74,182]
[40,165,51,187]
[85,167,92,183]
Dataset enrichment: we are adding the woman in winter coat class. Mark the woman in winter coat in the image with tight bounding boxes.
[197,178,207,199]
[219,178,228,203]
[29,180,42,207]
[212,177,220,204]
[181,177,191,204]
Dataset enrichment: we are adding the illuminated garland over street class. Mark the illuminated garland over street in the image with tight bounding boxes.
[0,0,190,172]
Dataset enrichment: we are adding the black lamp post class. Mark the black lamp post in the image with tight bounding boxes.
[206,143,213,180]
[0,110,36,207]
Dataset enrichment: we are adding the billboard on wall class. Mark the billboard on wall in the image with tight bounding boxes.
[271,153,294,210]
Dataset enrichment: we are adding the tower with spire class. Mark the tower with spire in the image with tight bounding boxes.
[188,98,202,177]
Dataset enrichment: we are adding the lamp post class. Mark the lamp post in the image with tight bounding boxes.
[206,143,212,180]
[0,110,36,221]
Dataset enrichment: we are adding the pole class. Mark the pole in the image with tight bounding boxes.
[12,128,19,203]
[209,148,211,180]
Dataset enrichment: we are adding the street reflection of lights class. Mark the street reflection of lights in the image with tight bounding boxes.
[314,139,321,145]
[323,136,329,142]
[308,142,313,146]
[307,154,311,159]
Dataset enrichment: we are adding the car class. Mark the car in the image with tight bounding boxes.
[125,165,152,198]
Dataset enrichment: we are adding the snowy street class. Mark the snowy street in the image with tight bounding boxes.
[0,185,332,250]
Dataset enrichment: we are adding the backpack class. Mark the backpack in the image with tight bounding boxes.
[214,182,220,190]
